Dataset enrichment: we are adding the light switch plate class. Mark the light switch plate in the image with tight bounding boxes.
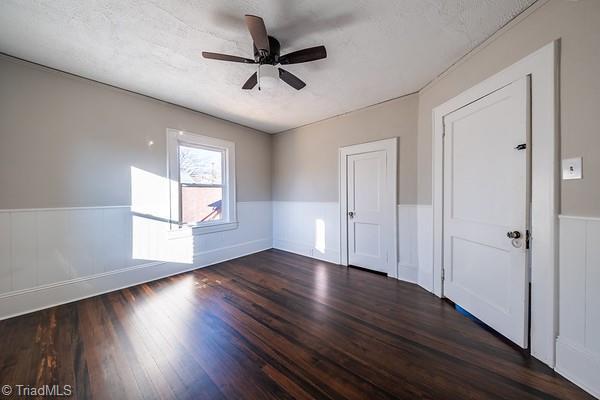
[562,157,583,180]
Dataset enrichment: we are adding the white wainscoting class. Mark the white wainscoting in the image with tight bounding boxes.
[397,205,418,283]
[0,201,272,320]
[555,215,600,398]
[417,205,433,291]
[272,202,419,283]
[272,201,341,264]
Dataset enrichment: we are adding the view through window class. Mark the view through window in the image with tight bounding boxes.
[179,144,224,225]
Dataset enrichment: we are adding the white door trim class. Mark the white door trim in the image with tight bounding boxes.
[339,138,398,278]
[431,41,559,366]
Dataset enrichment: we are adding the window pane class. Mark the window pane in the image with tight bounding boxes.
[181,186,222,224]
[179,145,222,185]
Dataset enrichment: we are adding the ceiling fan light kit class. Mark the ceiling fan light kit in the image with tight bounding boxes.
[258,64,279,90]
[202,14,327,91]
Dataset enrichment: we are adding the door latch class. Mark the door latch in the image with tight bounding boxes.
[514,143,527,150]
[348,211,355,218]
[506,231,521,239]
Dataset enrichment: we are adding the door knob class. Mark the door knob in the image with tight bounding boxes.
[506,231,521,239]
[348,211,355,218]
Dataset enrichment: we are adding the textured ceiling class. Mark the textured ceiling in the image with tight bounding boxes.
[0,0,536,133]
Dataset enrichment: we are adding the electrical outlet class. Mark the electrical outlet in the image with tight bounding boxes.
[562,157,583,180]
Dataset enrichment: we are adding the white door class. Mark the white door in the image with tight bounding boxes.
[443,76,530,348]
[347,150,391,274]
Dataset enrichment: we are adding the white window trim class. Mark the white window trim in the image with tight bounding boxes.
[166,128,237,236]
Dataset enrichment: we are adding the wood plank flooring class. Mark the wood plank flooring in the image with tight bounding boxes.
[0,249,593,399]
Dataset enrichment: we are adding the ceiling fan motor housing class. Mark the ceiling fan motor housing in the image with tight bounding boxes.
[254,36,281,64]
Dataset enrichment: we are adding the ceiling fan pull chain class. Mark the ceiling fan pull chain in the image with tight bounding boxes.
[258,65,261,91]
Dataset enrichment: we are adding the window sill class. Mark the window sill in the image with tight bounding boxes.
[168,221,239,239]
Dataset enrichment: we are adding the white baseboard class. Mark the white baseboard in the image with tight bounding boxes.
[274,238,418,285]
[272,201,420,283]
[273,238,340,264]
[555,337,600,398]
[0,238,271,320]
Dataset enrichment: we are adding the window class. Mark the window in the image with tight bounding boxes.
[167,129,236,234]
[179,145,223,224]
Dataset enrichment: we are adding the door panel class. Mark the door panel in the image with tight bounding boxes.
[353,156,382,212]
[354,223,381,257]
[443,76,530,348]
[348,151,388,272]
[450,237,511,311]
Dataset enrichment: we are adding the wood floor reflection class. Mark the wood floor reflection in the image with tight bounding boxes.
[0,249,593,399]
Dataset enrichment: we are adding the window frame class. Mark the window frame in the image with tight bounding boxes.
[167,129,237,235]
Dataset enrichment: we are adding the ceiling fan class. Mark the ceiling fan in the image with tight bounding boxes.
[202,15,327,91]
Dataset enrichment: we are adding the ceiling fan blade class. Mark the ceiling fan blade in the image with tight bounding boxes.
[279,46,327,65]
[245,15,270,53]
[202,52,255,64]
[278,68,306,90]
[242,72,258,90]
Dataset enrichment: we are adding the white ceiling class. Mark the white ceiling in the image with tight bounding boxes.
[0,0,536,133]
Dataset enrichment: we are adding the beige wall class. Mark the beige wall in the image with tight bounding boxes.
[0,55,272,209]
[3,0,600,215]
[272,94,418,204]
[417,0,600,217]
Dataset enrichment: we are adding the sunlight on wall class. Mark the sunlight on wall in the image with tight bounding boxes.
[130,166,170,218]
[131,166,194,264]
[315,218,326,254]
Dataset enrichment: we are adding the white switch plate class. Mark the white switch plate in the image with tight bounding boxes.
[562,157,583,180]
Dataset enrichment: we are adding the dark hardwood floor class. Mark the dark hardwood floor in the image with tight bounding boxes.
[0,249,593,399]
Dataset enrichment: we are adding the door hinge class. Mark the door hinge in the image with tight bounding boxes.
[441,268,445,281]
[526,230,531,249]
[515,143,527,150]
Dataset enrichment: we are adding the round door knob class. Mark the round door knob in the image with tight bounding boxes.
[506,231,521,239]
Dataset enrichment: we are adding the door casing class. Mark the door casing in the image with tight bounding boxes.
[339,138,398,278]
[431,41,559,366]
